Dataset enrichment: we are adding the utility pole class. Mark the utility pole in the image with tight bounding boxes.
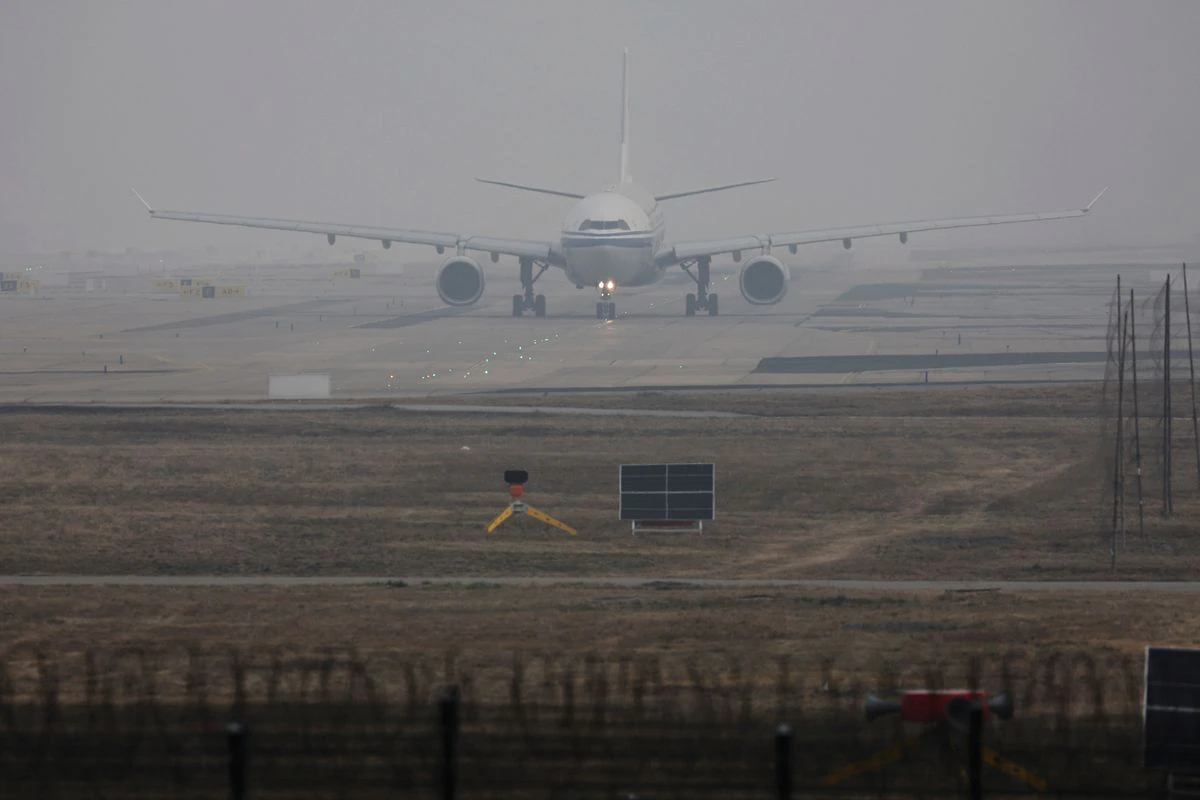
[1113,308,1129,567]
[1111,281,1124,568]
[1130,288,1145,536]
[1164,276,1173,516]
[1182,263,1199,487]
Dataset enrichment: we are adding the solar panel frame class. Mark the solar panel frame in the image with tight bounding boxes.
[619,463,715,521]
[1144,646,1200,770]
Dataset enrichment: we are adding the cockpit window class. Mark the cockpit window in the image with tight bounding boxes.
[579,219,631,231]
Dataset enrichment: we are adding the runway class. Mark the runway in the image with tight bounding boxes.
[1,576,1196,591]
[0,402,744,418]
[0,251,1164,402]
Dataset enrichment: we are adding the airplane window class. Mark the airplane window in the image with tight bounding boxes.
[580,219,632,231]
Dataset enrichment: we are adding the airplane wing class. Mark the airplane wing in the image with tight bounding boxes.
[656,188,1107,266]
[134,191,561,264]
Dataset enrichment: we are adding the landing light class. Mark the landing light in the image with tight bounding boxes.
[598,281,604,289]
[606,280,615,290]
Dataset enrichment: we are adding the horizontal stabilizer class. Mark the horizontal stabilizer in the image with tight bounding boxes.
[476,178,586,200]
[655,178,776,202]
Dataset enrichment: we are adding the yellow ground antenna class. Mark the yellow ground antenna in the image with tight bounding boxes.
[486,470,576,536]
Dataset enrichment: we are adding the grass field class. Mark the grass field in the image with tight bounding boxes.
[2,385,1198,693]
[0,583,1179,707]
[1,385,1195,579]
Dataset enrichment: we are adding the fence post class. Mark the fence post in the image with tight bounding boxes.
[440,686,460,800]
[967,708,983,800]
[775,723,793,800]
[227,722,247,800]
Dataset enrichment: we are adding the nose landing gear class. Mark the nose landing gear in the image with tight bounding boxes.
[682,257,719,317]
[596,280,616,321]
[512,257,549,318]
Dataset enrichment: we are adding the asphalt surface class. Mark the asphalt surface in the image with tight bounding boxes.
[0,254,1141,402]
[0,402,744,418]
[0,576,1195,591]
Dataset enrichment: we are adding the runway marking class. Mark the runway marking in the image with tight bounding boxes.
[354,305,476,329]
[755,351,1109,374]
[123,300,336,333]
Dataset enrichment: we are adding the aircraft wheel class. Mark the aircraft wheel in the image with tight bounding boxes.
[685,293,697,317]
[512,295,524,317]
[707,293,719,316]
[607,302,617,321]
[534,294,546,317]
[596,302,605,319]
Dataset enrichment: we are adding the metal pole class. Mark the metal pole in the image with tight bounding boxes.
[440,686,460,800]
[227,722,247,800]
[775,723,793,800]
[1110,279,1123,566]
[1183,264,1200,487]
[1117,309,1129,552]
[968,707,984,800]
[1130,288,1145,536]
[1165,276,1173,516]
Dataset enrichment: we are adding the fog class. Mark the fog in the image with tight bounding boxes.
[2,0,1198,256]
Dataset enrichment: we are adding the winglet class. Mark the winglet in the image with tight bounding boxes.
[1085,186,1108,212]
[130,187,154,213]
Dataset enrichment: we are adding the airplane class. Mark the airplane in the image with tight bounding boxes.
[135,50,1106,322]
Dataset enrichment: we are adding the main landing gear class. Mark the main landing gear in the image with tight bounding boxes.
[596,280,616,321]
[682,257,719,317]
[512,257,548,317]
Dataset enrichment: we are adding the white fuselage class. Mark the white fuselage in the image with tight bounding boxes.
[559,183,665,289]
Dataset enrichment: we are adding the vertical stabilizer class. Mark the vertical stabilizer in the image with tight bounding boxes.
[619,48,631,187]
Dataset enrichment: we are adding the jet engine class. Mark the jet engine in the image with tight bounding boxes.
[738,255,790,305]
[436,256,486,306]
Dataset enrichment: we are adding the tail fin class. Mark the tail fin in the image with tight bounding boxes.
[619,48,631,187]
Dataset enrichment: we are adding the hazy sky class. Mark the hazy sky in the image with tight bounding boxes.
[2,0,1198,255]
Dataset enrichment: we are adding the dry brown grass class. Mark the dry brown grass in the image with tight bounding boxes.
[0,583,1187,705]
[1,386,1196,579]
[3,383,1198,705]
[0,383,1195,578]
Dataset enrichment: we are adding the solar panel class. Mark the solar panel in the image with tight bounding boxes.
[1144,646,1200,770]
[619,464,714,521]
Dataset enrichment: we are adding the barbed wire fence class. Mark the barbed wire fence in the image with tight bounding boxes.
[1100,265,1200,564]
[0,646,1163,798]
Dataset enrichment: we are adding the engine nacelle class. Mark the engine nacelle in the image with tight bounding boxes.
[436,256,485,306]
[738,255,790,305]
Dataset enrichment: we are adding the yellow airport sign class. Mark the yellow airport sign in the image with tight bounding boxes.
[218,285,246,297]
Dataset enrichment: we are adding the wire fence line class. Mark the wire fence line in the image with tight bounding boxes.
[0,645,1148,717]
[1099,266,1200,557]
[0,647,1164,798]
